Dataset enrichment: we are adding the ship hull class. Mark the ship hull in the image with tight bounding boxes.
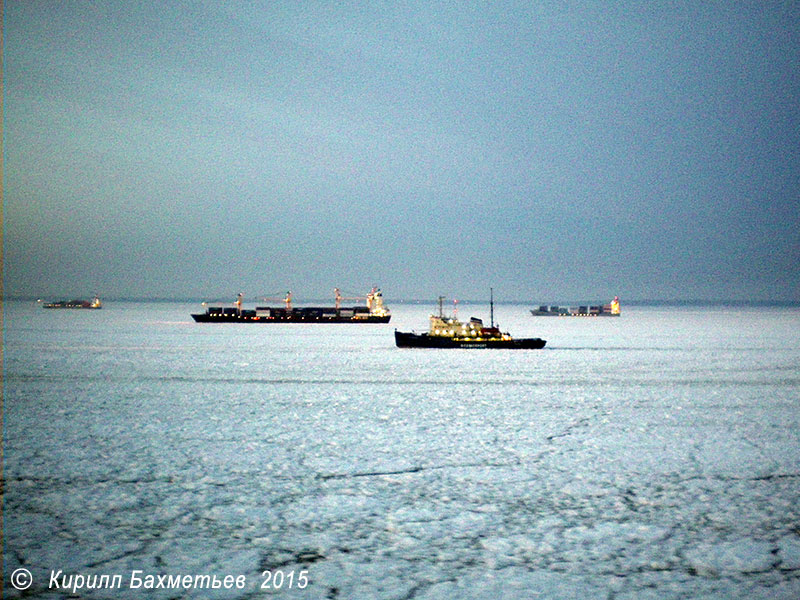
[43,305,102,309]
[192,311,390,324]
[395,330,546,349]
[530,310,619,317]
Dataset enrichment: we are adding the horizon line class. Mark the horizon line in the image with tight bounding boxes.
[5,296,800,307]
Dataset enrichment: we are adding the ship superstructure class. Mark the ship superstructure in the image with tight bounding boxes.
[191,288,391,323]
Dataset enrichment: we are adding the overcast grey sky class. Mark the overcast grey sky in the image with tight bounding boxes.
[4,1,799,302]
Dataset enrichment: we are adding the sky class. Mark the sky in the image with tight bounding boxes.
[4,1,799,302]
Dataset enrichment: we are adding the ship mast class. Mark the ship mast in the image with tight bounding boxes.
[438,296,445,318]
[490,287,494,328]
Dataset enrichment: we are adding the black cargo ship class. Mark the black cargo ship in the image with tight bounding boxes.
[41,296,102,309]
[531,297,620,317]
[191,288,391,323]
[395,290,546,349]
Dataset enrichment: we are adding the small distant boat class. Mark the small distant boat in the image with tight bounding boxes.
[530,297,620,317]
[191,288,391,323]
[41,295,102,309]
[395,289,546,349]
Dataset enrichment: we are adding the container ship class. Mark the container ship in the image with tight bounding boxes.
[191,288,391,323]
[41,295,102,309]
[395,290,546,349]
[530,297,620,317]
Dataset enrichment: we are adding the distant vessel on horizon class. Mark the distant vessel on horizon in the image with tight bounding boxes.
[530,297,620,317]
[191,287,391,323]
[40,295,102,309]
[395,289,546,349]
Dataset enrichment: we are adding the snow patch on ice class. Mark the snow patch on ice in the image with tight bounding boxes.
[685,539,777,576]
[417,567,601,600]
[777,535,800,570]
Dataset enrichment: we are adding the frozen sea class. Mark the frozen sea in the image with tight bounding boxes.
[3,299,800,599]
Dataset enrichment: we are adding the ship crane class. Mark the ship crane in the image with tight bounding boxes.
[261,291,292,310]
[200,292,244,313]
[334,288,366,309]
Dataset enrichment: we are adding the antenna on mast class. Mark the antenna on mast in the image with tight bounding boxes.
[490,287,494,328]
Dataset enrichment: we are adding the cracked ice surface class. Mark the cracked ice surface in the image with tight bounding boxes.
[3,302,800,599]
